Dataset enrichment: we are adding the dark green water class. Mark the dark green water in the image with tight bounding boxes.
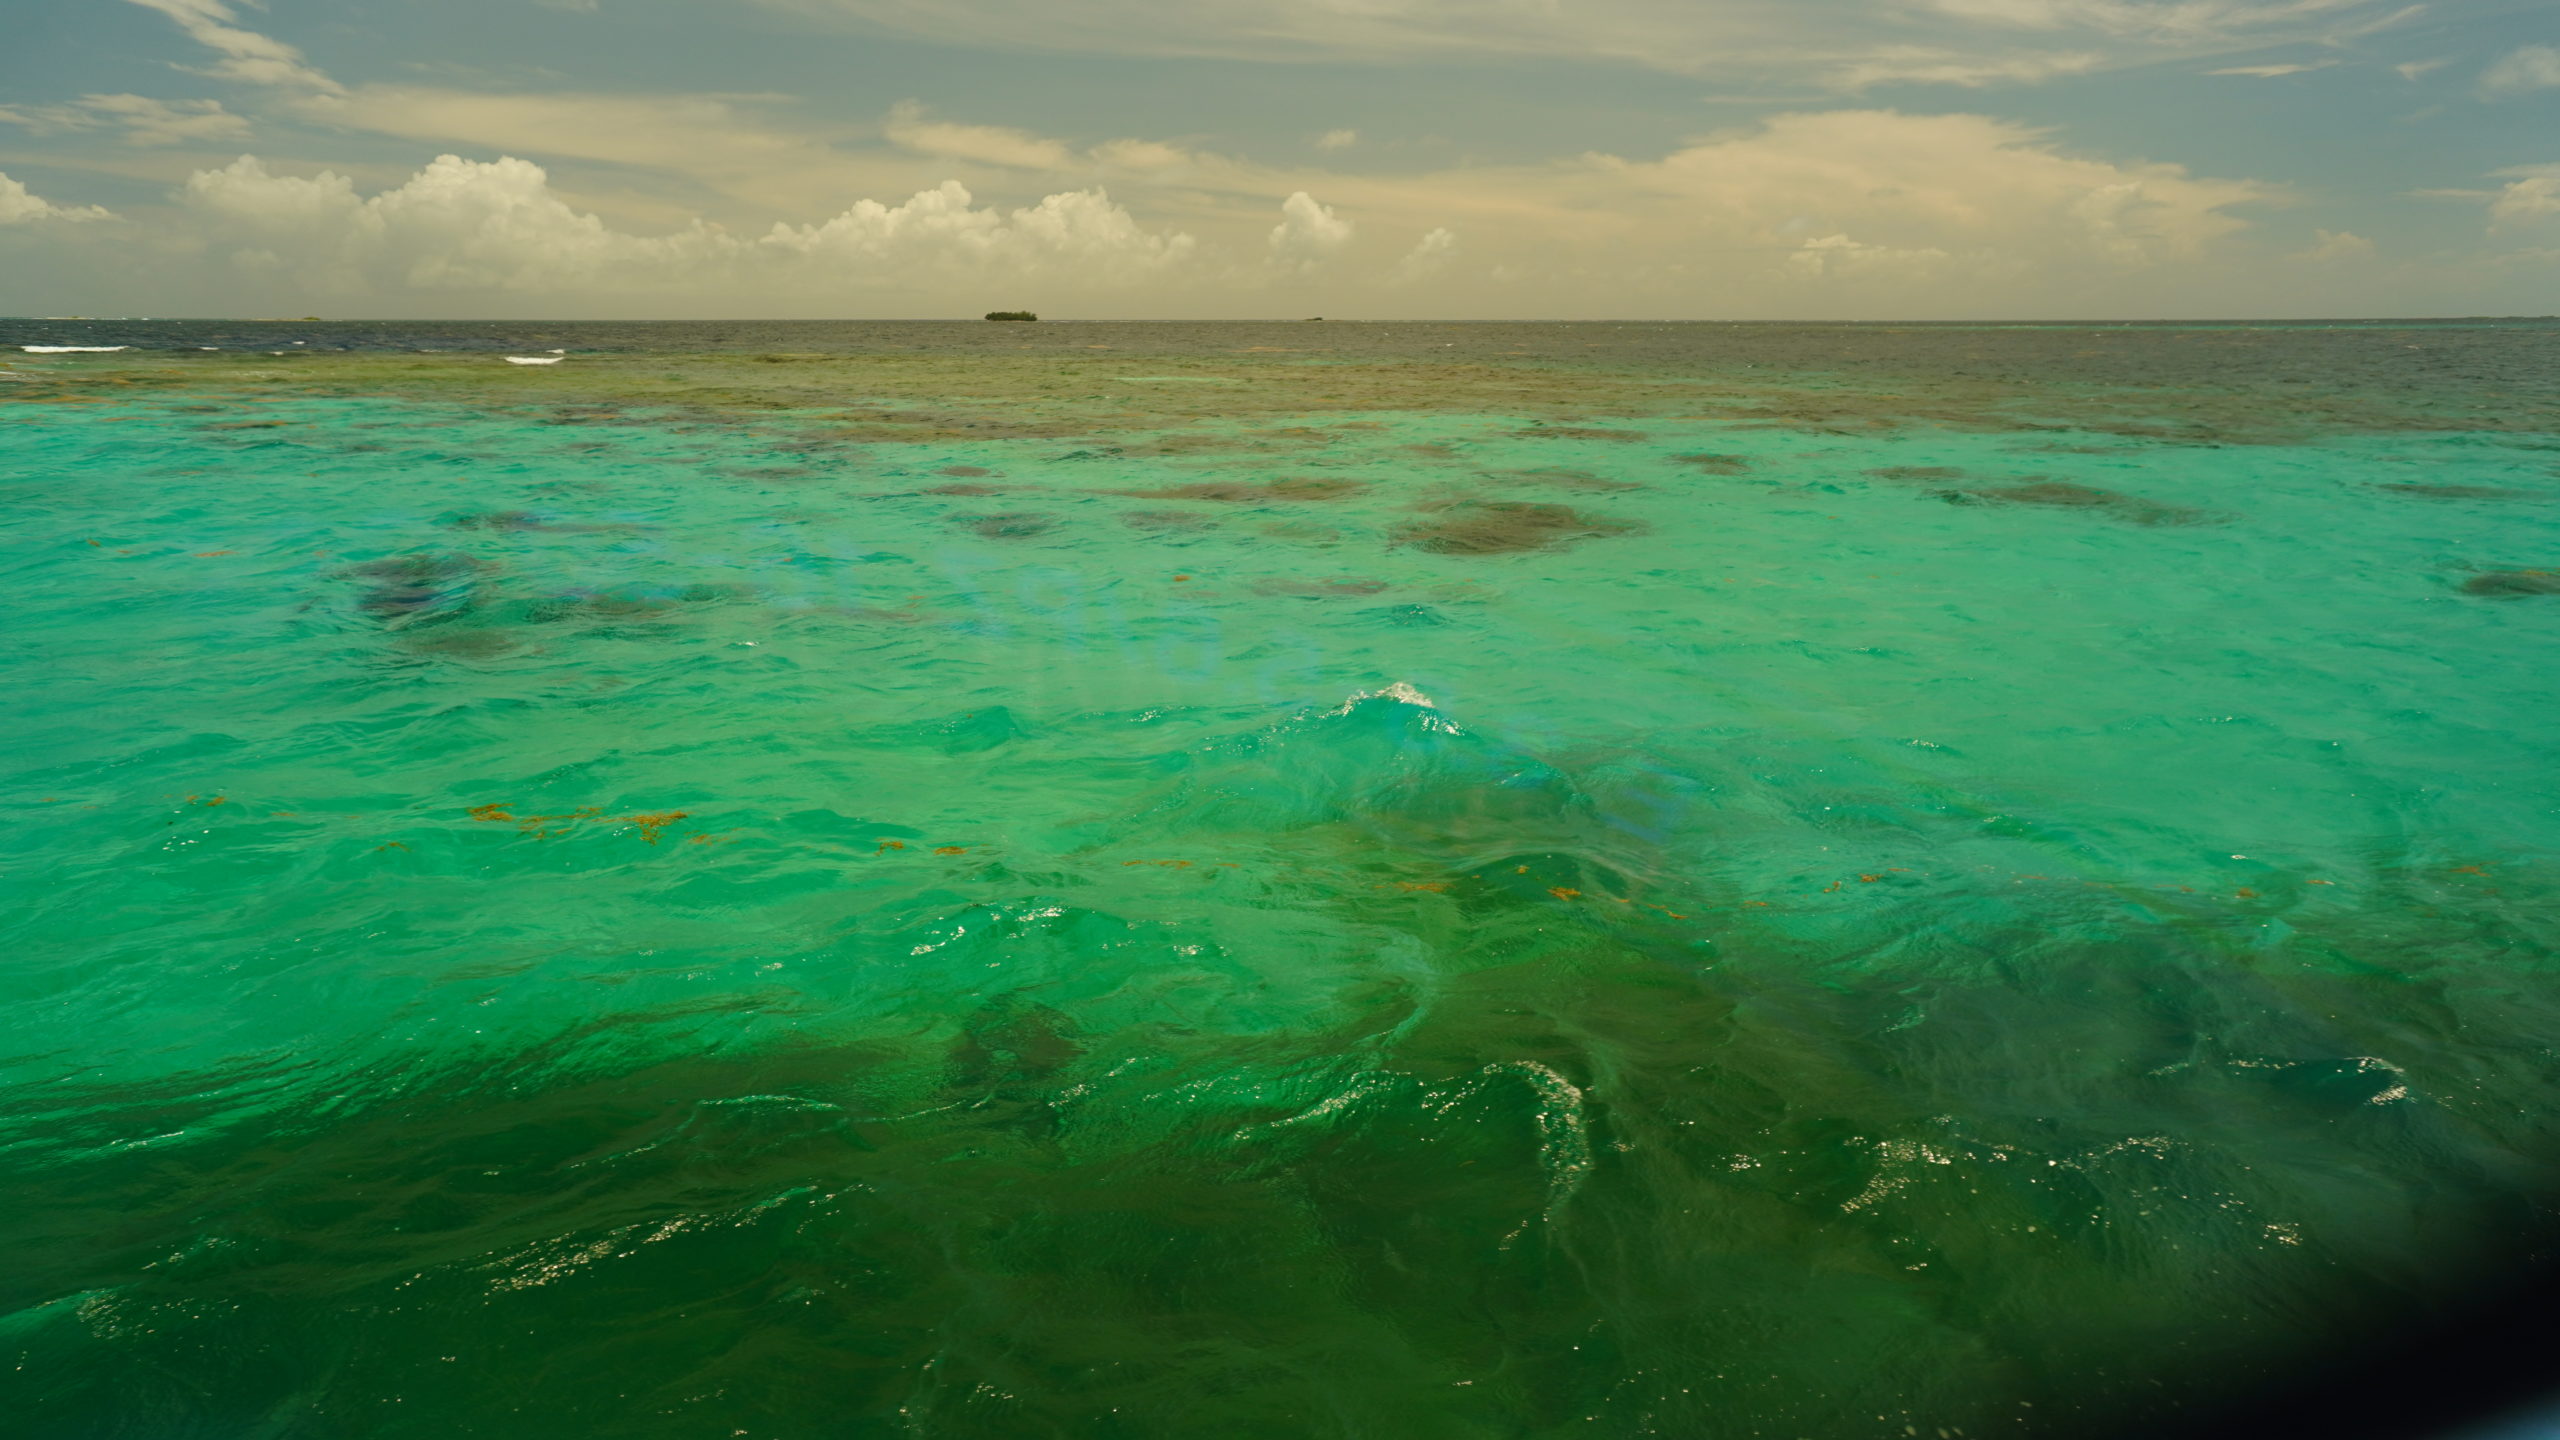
[4,321,2558,1438]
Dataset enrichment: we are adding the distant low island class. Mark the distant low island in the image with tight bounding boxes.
[984,311,1038,322]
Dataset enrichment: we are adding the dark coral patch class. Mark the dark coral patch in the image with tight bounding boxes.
[448,511,638,534]
[2462,569,2560,597]
[1869,466,1968,482]
[342,552,486,621]
[2379,484,2540,501]
[1672,454,1752,474]
[1392,501,1642,555]
[1362,603,1452,627]
[950,512,1057,539]
[1110,477,1368,503]
[1513,426,1648,443]
[396,628,520,660]
[1950,481,2219,526]
[1486,468,1647,493]
[1251,578,1391,598]
[1120,510,1218,532]
[523,582,752,624]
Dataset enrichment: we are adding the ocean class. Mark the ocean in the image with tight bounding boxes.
[4,319,2557,1438]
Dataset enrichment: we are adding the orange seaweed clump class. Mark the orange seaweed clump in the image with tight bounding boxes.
[1549,887,1583,900]
[464,803,606,838]
[875,839,907,853]
[934,846,968,856]
[621,811,690,845]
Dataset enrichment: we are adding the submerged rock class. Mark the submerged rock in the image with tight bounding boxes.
[1513,426,1648,443]
[1671,453,1751,474]
[950,992,1081,1091]
[342,552,486,622]
[523,582,753,623]
[1362,603,1452,627]
[1485,467,1647,493]
[1108,477,1368,503]
[2461,569,2560,597]
[1258,521,1343,544]
[447,510,639,534]
[1392,500,1642,555]
[1947,480,2220,526]
[2378,483,2541,501]
[950,512,1058,539]
[1121,509,1218,532]
[1251,578,1392,598]
[1868,466,1968,482]
[984,311,1038,322]
[396,627,521,660]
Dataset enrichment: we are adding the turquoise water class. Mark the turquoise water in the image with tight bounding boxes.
[5,342,2560,1436]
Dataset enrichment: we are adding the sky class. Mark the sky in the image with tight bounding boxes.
[0,0,2554,318]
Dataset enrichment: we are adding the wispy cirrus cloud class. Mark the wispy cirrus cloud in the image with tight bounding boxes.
[122,0,342,93]
[2478,45,2560,98]
[751,0,2418,87]
[0,93,252,146]
[2206,59,2337,76]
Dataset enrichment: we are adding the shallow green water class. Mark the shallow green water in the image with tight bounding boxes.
[5,342,2560,1437]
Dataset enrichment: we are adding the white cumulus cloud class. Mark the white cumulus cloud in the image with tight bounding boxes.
[2488,172,2560,227]
[0,110,2288,317]
[1269,190,1353,270]
[0,173,114,225]
[181,154,730,291]
[1787,232,1956,276]
[1611,110,2268,270]
[2294,228,2375,261]
[1390,226,1457,282]
[169,153,1195,296]
[764,179,1197,282]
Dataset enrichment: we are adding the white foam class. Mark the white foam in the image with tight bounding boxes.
[504,356,564,366]
[21,345,129,354]
[1326,681,1444,717]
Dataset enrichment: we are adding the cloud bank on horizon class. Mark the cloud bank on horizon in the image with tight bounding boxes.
[0,0,2552,317]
